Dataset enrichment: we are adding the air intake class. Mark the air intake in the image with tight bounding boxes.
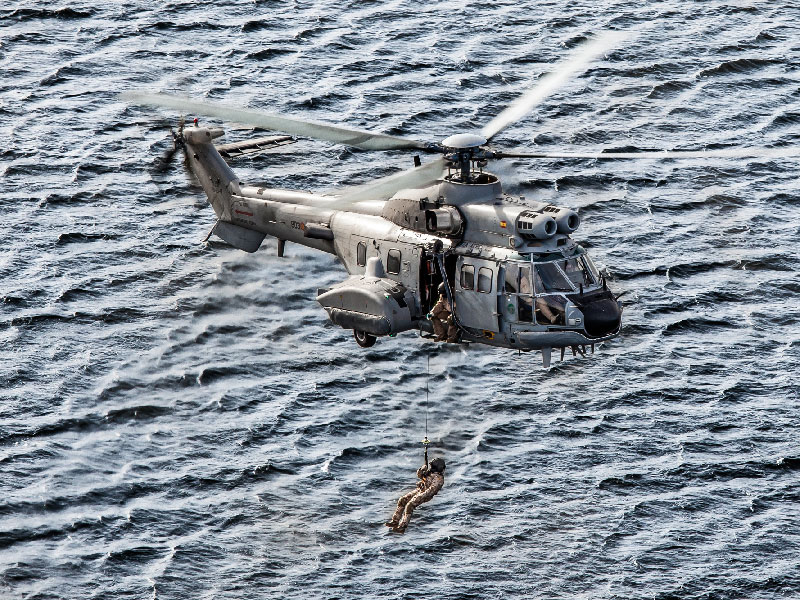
[541,205,581,233]
[516,211,557,239]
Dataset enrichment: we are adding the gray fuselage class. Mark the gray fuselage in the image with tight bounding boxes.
[181,125,622,361]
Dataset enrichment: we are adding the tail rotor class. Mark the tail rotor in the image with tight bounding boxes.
[156,116,185,173]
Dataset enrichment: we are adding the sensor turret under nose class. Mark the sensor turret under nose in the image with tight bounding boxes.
[568,290,622,338]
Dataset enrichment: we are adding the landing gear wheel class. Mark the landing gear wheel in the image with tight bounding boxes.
[353,330,377,348]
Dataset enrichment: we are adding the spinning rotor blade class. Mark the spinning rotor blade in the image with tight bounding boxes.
[122,92,427,151]
[156,145,178,172]
[493,147,800,160]
[155,128,181,172]
[331,156,448,206]
[152,117,186,174]
[481,32,627,142]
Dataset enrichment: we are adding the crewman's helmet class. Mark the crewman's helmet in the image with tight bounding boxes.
[429,457,446,474]
[438,283,446,295]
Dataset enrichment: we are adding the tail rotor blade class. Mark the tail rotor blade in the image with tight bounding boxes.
[122,92,428,152]
[156,145,178,172]
[152,122,191,173]
[153,127,179,172]
[481,31,627,141]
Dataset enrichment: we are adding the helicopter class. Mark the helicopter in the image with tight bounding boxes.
[123,33,795,368]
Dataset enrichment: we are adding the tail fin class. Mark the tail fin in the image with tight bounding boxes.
[181,126,240,221]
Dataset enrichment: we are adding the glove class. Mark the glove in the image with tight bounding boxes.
[426,312,433,320]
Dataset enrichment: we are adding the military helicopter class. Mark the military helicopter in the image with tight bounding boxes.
[123,33,794,367]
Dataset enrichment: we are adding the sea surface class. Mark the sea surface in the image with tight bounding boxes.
[1,1,799,598]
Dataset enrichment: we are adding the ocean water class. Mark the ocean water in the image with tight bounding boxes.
[1,1,799,598]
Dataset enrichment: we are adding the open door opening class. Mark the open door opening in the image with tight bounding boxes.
[419,250,457,314]
[420,251,441,313]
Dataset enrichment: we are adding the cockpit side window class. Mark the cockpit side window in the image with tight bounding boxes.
[356,242,367,267]
[519,266,532,295]
[535,263,573,292]
[503,262,519,293]
[461,264,475,290]
[518,265,533,322]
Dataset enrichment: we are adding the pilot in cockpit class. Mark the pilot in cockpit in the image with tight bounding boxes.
[531,269,560,325]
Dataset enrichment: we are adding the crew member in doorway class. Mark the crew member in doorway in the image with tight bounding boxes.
[386,457,446,533]
[429,283,458,343]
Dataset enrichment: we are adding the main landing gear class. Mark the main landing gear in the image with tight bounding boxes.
[353,330,377,348]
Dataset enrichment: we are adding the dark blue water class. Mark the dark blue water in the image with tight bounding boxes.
[2,2,799,598]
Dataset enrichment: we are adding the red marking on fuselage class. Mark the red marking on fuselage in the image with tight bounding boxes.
[235,210,254,217]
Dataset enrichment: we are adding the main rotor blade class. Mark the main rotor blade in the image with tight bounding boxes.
[122,92,428,151]
[481,32,627,142]
[330,156,448,206]
[493,147,800,160]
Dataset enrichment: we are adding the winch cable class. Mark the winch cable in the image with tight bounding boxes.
[422,351,430,467]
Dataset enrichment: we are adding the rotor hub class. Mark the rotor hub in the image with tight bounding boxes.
[440,133,487,150]
[440,134,490,183]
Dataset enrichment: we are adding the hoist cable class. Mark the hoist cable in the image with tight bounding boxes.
[426,352,430,438]
[423,351,430,467]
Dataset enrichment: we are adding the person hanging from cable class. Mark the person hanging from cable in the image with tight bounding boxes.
[385,439,446,533]
[428,282,458,343]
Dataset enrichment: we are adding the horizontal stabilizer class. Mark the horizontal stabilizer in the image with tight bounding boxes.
[215,135,295,159]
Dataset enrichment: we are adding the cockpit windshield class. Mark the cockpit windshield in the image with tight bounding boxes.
[501,252,603,326]
[505,252,601,298]
[559,257,596,288]
[581,255,601,282]
[534,262,573,293]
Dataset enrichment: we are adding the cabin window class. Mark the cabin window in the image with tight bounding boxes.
[357,242,367,267]
[461,264,474,290]
[477,267,492,293]
[387,249,401,274]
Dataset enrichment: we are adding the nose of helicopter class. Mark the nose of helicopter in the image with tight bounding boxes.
[581,296,622,338]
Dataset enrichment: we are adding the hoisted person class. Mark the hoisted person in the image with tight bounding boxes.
[386,454,446,533]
